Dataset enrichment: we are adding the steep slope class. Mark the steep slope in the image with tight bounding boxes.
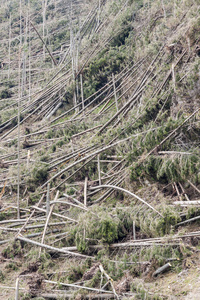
[0,0,200,299]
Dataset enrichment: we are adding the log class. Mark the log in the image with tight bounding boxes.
[39,191,59,257]
[84,177,88,207]
[31,206,78,223]
[26,229,60,239]
[71,125,101,139]
[24,222,66,230]
[63,193,86,207]
[179,182,190,201]
[0,219,34,224]
[50,200,88,212]
[0,285,25,290]
[99,264,119,299]
[0,239,12,245]
[30,21,57,65]
[174,182,182,201]
[143,107,200,161]
[152,263,171,277]
[0,227,24,232]
[55,155,96,189]
[158,151,192,155]
[46,183,50,216]
[44,279,113,294]
[16,194,45,237]
[176,215,200,226]
[97,154,101,185]
[15,278,19,300]
[62,241,180,252]
[133,221,136,240]
[37,293,114,299]
[17,236,93,259]
[173,201,200,206]
[187,180,200,194]
[43,127,161,188]
[90,185,163,217]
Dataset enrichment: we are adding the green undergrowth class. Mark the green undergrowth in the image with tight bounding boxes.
[26,164,49,191]
[0,0,200,298]
[128,117,184,162]
[132,152,200,184]
[82,4,136,100]
[46,245,184,295]
[60,245,184,289]
[83,46,126,100]
[2,241,23,259]
[45,121,90,140]
[69,207,133,253]
[62,203,182,255]
[135,205,181,238]
[128,115,200,184]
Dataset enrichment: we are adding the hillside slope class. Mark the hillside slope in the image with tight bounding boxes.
[0,0,200,299]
